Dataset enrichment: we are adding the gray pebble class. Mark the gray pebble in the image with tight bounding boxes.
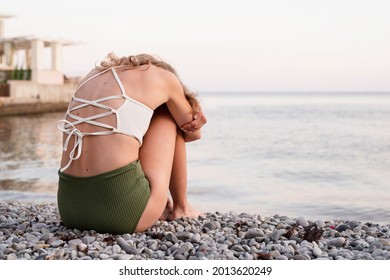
[174,254,186,260]
[7,253,17,260]
[293,255,309,260]
[32,223,47,229]
[0,244,9,253]
[156,250,165,259]
[49,240,64,248]
[99,253,109,260]
[77,243,87,251]
[1,201,389,261]
[24,233,39,242]
[147,240,158,251]
[122,233,132,240]
[313,246,322,257]
[112,244,122,254]
[327,237,346,248]
[68,239,83,247]
[88,250,100,259]
[314,220,325,228]
[52,248,65,259]
[296,216,309,227]
[116,237,139,255]
[336,224,350,232]
[244,229,263,239]
[191,233,201,243]
[270,229,284,241]
[175,231,191,241]
[82,236,95,244]
[165,232,180,243]
[176,242,193,255]
[40,233,51,242]
[71,250,78,260]
[204,222,217,230]
[0,215,8,223]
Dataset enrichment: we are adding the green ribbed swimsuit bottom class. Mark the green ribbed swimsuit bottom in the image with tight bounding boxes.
[57,160,150,234]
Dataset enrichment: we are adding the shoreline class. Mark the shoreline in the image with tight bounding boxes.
[0,201,389,260]
[1,190,389,226]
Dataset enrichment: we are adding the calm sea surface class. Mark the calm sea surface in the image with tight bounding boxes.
[1,92,390,224]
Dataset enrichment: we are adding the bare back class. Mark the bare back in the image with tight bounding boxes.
[60,65,175,177]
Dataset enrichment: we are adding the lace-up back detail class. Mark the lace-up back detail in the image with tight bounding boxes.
[57,67,154,172]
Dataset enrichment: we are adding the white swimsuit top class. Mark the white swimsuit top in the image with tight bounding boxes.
[57,67,154,172]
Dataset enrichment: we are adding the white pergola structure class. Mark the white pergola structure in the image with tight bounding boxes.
[0,14,78,85]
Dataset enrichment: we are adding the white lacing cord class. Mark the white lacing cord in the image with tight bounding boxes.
[56,120,84,172]
[56,67,130,172]
[57,119,116,172]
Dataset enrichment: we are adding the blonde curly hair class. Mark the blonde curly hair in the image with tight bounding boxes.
[97,52,201,113]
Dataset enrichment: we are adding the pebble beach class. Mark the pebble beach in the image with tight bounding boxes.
[0,201,389,260]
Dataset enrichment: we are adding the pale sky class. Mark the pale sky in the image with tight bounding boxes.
[2,0,390,92]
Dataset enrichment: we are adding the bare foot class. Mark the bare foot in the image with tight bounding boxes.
[159,197,173,221]
[170,204,203,221]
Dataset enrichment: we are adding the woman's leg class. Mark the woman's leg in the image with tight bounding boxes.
[169,129,202,220]
[134,106,199,232]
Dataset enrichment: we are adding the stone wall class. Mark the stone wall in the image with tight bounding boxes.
[0,80,77,116]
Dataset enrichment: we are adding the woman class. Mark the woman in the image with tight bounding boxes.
[57,53,207,234]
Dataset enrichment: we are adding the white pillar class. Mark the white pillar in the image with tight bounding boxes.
[31,39,44,82]
[0,19,4,39]
[3,42,13,66]
[0,19,5,64]
[51,42,63,71]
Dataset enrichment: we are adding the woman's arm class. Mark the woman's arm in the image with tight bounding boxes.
[164,72,204,142]
[180,110,207,142]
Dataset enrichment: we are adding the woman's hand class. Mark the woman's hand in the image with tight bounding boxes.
[180,110,207,134]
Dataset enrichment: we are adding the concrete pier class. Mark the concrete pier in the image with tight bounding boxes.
[0,80,77,116]
[0,13,80,116]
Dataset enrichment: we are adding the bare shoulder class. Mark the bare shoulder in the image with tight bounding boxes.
[146,65,183,95]
[147,65,179,81]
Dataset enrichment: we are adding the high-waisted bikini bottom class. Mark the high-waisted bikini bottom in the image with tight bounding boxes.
[57,160,150,234]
